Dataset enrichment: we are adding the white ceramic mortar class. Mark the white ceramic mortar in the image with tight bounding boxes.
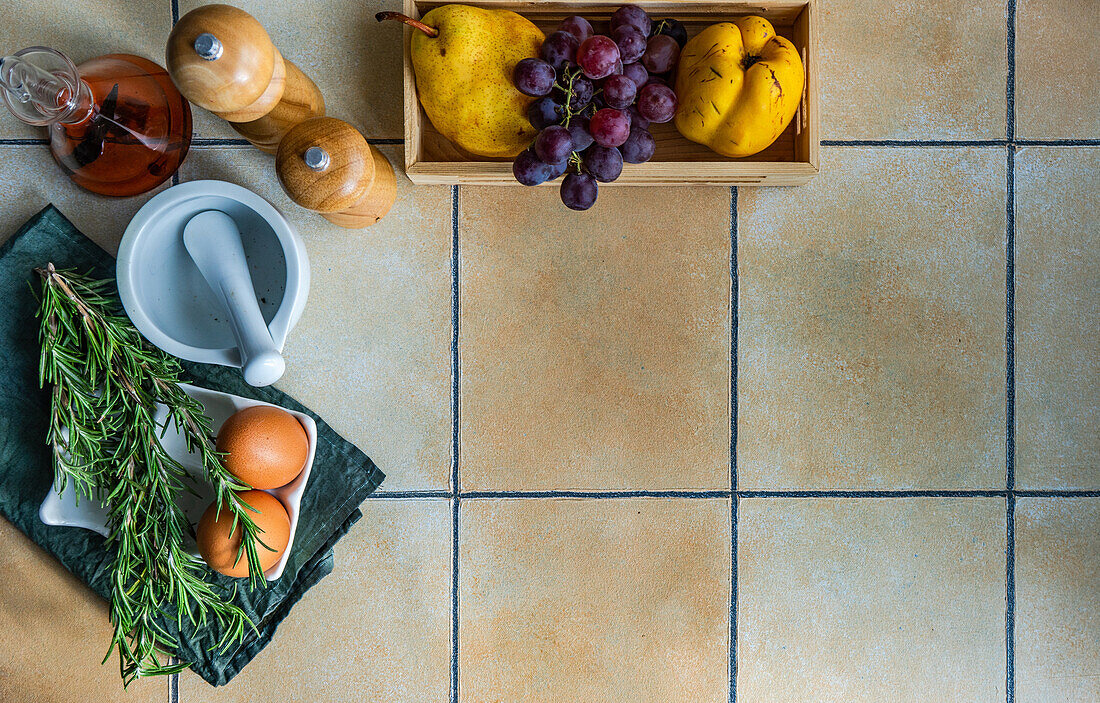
[116,180,310,374]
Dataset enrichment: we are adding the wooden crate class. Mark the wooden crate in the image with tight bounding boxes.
[401,0,819,185]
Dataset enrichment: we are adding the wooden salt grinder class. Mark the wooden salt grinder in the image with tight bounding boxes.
[166,3,325,152]
[276,117,396,228]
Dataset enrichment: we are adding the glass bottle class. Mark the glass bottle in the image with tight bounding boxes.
[0,47,191,197]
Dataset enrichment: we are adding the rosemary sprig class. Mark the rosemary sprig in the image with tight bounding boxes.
[35,264,267,686]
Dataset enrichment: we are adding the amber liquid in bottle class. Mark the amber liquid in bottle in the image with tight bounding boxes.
[1,48,192,197]
[51,55,192,196]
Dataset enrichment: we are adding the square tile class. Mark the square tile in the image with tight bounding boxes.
[0,518,166,702]
[737,497,1007,702]
[0,145,167,252]
[176,0,403,141]
[1015,147,1100,488]
[179,145,453,491]
[182,498,452,701]
[459,187,731,491]
[1015,498,1100,703]
[1016,0,1100,139]
[459,498,730,703]
[0,2,172,139]
[819,0,1007,139]
[738,147,1007,490]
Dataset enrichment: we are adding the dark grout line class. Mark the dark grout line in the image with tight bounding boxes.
[451,185,460,496]
[0,138,49,145]
[168,656,179,703]
[448,488,1100,499]
[357,488,1100,500]
[730,186,739,495]
[370,488,1100,499]
[1006,0,1017,690]
[191,138,250,145]
[730,493,738,703]
[822,139,1008,147]
[461,490,732,499]
[1015,489,1100,498]
[188,137,405,147]
[171,172,180,186]
[1006,0,1016,142]
[450,185,461,703]
[451,496,460,703]
[171,0,179,25]
[739,489,1009,498]
[729,185,738,703]
[1006,146,1016,492]
[366,490,452,499]
[1014,139,1100,147]
[189,140,253,149]
[1006,493,1016,703]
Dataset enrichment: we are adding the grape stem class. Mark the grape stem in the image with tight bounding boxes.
[568,151,585,175]
[375,12,439,38]
[557,66,596,129]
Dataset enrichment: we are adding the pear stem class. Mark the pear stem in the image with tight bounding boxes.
[375,12,439,38]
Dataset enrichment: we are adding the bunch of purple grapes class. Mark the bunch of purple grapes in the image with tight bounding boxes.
[511,6,687,210]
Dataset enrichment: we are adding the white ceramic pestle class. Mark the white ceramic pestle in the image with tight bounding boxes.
[183,210,286,387]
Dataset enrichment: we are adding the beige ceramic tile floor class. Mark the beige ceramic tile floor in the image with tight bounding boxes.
[0,1,1097,702]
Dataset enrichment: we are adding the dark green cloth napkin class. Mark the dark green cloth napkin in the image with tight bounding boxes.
[0,205,385,686]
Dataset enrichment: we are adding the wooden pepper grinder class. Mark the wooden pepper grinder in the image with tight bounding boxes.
[276,117,396,228]
[166,4,324,152]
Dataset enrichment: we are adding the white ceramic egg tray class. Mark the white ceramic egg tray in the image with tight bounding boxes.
[38,384,316,581]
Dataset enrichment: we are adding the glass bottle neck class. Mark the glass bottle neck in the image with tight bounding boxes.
[0,47,92,127]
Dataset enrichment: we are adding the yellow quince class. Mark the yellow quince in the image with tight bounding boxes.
[674,17,804,158]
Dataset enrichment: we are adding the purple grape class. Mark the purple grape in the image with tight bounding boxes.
[558,15,593,43]
[626,104,650,130]
[653,18,688,48]
[576,35,620,80]
[637,83,677,123]
[642,35,680,74]
[620,126,655,163]
[612,59,623,75]
[589,108,631,148]
[609,5,651,36]
[644,75,668,88]
[547,158,569,180]
[611,26,647,64]
[513,58,556,97]
[571,75,595,108]
[541,31,579,70]
[561,172,598,210]
[584,145,623,182]
[513,149,554,186]
[568,117,594,151]
[622,62,648,89]
[534,125,573,165]
[602,74,637,110]
[527,97,564,129]
[637,91,676,125]
[555,73,594,111]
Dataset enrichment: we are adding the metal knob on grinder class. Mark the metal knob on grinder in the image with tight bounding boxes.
[166,3,324,152]
[276,117,397,228]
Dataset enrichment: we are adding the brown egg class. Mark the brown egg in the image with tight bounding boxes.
[197,490,291,578]
[216,405,308,489]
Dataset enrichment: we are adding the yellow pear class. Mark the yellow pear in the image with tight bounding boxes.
[379,5,543,158]
[674,17,804,158]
